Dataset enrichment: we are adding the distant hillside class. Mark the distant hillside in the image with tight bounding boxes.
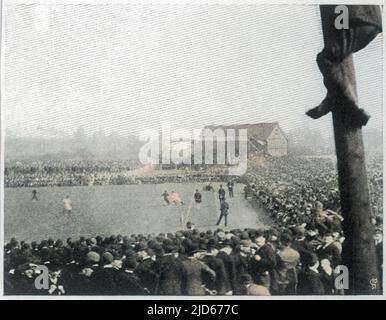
[4,133,142,161]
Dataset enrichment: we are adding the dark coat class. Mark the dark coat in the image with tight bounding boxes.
[60,262,87,295]
[249,244,277,279]
[135,258,157,294]
[194,192,202,203]
[152,254,183,295]
[231,252,249,294]
[297,269,325,295]
[202,255,230,295]
[319,269,335,295]
[181,258,215,295]
[292,239,313,266]
[90,265,122,295]
[217,251,237,293]
[116,270,146,295]
[220,202,229,214]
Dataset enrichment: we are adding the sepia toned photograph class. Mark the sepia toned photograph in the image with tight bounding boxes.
[0,0,384,299]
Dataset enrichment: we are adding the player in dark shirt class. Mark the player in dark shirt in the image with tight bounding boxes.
[218,185,226,202]
[227,181,234,198]
[216,199,230,227]
[194,190,202,210]
[31,190,38,201]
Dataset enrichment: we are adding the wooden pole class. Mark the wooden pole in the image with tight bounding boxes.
[332,100,380,294]
[316,6,381,294]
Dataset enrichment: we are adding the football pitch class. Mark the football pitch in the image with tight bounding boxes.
[4,183,270,242]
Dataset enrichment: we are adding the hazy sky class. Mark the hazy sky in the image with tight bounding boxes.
[3,4,383,137]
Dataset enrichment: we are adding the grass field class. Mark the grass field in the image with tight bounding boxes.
[4,183,269,242]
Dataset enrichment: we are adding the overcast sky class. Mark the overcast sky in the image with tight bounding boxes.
[3,4,383,138]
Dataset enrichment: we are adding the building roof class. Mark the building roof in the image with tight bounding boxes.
[204,122,280,141]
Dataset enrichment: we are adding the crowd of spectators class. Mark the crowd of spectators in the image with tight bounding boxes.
[244,156,382,234]
[4,160,232,187]
[4,156,383,296]
[5,160,138,187]
[2,225,351,296]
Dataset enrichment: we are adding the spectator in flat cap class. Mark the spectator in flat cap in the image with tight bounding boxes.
[102,252,114,265]
[87,251,100,264]
[240,273,271,296]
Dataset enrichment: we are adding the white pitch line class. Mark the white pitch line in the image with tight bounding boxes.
[182,183,198,229]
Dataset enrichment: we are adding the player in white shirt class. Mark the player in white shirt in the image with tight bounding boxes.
[63,195,72,214]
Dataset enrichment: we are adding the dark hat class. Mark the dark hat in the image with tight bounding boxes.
[187,242,201,256]
[199,241,207,251]
[163,238,177,253]
[102,252,114,264]
[164,244,177,253]
[255,230,265,239]
[240,232,250,240]
[222,238,233,247]
[124,248,136,257]
[152,244,164,257]
[123,256,138,270]
[240,273,253,284]
[182,231,191,238]
[207,238,218,250]
[135,242,148,252]
[146,248,155,257]
[162,238,173,246]
[206,230,214,237]
[147,240,158,249]
[16,263,31,274]
[280,233,293,245]
[303,252,319,267]
[231,236,241,246]
[54,239,63,247]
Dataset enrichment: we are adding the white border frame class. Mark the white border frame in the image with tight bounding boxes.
[0,0,385,300]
